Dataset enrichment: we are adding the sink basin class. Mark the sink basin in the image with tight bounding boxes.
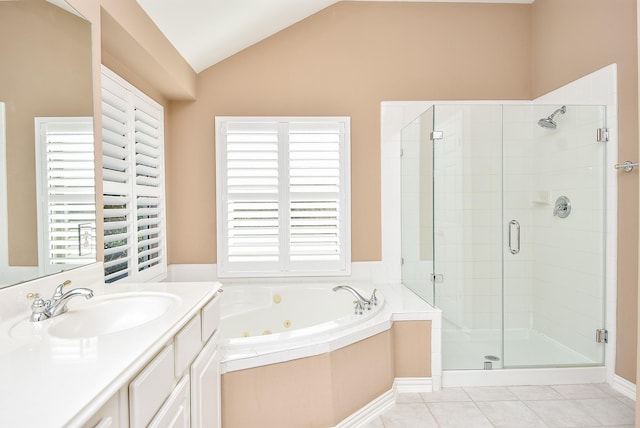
[9,292,180,339]
[47,292,180,338]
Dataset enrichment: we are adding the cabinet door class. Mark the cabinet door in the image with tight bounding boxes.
[190,331,220,428]
[148,375,190,428]
[129,344,176,427]
[82,391,122,428]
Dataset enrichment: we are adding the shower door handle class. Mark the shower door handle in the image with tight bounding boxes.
[508,220,520,255]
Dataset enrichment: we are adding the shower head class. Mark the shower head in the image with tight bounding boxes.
[537,105,567,129]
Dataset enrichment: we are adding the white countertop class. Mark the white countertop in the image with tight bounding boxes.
[0,278,220,428]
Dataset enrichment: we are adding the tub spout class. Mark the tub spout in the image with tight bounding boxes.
[332,285,371,315]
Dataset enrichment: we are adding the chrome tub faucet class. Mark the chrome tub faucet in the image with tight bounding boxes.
[30,280,94,322]
[332,285,378,315]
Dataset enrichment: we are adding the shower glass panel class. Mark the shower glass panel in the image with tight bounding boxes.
[502,105,606,368]
[401,107,435,306]
[432,105,504,370]
[407,103,609,371]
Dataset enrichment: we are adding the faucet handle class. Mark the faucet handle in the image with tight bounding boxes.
[53,280,72,300]
[370,289,378,306]
[30,298,50,322]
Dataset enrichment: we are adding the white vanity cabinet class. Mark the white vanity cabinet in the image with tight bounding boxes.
[128,293,221,428]
[83,292,221,428]
[82,391,127,428]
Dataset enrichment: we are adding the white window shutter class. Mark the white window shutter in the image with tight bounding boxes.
[102,66,166,283]
[216,117,350,277]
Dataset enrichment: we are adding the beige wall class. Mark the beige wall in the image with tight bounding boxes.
[532,0,638,383]
[67,0,638,389]
[0,2,92,266]
[167,2,532,264]
[221,322,428,427]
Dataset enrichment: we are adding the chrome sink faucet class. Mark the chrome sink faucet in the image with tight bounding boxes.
[332,285,378,315]
[30,280,94,322]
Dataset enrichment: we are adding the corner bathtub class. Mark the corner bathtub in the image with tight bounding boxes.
[218,283,390,373]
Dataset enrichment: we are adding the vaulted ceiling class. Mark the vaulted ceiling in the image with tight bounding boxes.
[136,0,533,73]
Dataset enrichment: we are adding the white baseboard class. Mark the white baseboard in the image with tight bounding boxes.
[612,374,636,401]
[443,366,607,387]
[394,377,433,394]
[333,377,432,428]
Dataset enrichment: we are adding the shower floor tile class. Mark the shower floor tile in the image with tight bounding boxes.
[364,383,635,428]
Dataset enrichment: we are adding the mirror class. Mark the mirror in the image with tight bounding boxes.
[0,0,94,288]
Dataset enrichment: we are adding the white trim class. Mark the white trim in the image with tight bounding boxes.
[612,374,636,401]
[393,377,433,394]
[332,389,394,428]
[443,367,607,387]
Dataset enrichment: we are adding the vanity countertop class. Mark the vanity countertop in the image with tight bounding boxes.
[0,278,221,428]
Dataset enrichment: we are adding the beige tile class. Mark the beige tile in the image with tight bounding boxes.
[525,399,599,427]
[381,403,439,428]
[476,401,547,428]
[464,386,519,401]
[420,387,472,402]
[427,401,493,428]
[572,398,636,426]
[508,385,564,401]
[395,392,424,403]
[615,395,636,409]
[361,416,385,428]
[551,383,610,399]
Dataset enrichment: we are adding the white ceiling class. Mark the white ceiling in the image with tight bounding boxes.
[136,0,534,73]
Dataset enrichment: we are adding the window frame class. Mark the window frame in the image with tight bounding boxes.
[215,116,351,278]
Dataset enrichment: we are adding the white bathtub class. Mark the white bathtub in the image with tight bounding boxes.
[218,283,397,373]
[220,283,385,345]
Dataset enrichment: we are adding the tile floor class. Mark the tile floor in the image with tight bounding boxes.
[363,384,635,428]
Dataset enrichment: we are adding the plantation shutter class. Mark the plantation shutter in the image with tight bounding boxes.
[216,117,350,277]
[36,118,95,269]
[102,66,166,283]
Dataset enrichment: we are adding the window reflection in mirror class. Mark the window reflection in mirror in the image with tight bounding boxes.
[0,1,94,288]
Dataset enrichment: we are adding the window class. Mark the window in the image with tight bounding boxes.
[101,66,167,283]
[216,117,351,277]
[35,117,96,272]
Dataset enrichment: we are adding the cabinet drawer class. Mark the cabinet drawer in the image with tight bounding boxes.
[201,295,220,342]
[175,313,202,377]
[129,344,176,428]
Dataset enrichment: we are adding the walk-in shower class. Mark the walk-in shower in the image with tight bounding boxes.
[400,104,607,372]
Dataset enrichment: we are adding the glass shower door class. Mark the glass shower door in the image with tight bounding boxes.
[401,107,435,306]
[502,104,607,368]
[432,105,504,370]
